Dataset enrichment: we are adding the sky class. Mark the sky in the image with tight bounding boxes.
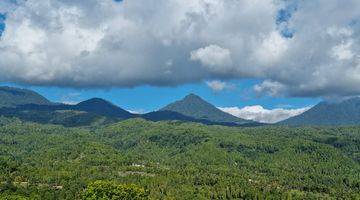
[0,0,359,122]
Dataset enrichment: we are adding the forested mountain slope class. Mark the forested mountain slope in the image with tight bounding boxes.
[0,86,53,108]
[280,97,360,125]
[0,119,359,199]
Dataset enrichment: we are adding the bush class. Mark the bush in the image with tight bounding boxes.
[82,181,148,200]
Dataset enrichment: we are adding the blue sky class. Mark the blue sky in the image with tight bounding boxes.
[276,1,297,38]
[0,13,5,37]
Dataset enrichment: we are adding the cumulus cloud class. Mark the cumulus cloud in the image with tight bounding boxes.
[254,80,286,97]
[219,105,312,123]
[0,0,359,98]
[331,41,354,60]
[205,80,234,92]
[191,45,232,73]
[254,31,289,65]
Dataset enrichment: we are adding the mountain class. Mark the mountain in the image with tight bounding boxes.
[142,110,262,127]
[0,86,255,127]
[0,106,115,127]
[16,98,135,119]
[142,110,235,126]
[0,86,53,108]
[75,98,135,119]
[0,98,136,126]
[160,94,252,124]
[280,97,360,125]
[0,86,135,126]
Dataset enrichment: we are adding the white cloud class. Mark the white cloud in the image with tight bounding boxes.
[254,31,289,65]
[191,45,232,73]
[219,105,312,123]
[331,41,354,60]
[127,109,146,114]
[254,80,286,97]
[327,26,353,37]
[205,80,233,92]
[62,101,79,105]
[0,0,359,98]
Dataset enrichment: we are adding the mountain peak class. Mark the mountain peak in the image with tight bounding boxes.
[161,94,251,124]
[76,98,134,119]
[184,93,201,99]
[77,98,112,106]
[182,93,208,103]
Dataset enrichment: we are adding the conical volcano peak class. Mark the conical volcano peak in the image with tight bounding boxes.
[160,94,251,124]
[182,93,207,103]
[184,93,201,99]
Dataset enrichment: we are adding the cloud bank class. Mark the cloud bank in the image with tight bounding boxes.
[219,105,311,123]
[0,0,359,98]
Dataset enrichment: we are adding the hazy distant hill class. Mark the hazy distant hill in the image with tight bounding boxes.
[0,86,53,108]
[280,97,360,125]
[160,94,252,124]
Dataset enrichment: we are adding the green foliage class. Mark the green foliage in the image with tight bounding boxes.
[0,109,116,127]
[0,119,359,199]
[82,181,148,200]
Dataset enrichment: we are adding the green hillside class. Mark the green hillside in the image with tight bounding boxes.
[0,119,359,199]
[280,97,360,125]
[0,108,116,127]
[161,94,251,124]
[0,86,53,108]
[0,96,134,127]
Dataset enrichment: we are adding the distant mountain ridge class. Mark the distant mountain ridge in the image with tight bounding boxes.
[17,98,134,118]
[75,98,135,119]
[160,94,252,124]
[0,86,260,127]
[0,86,53,108]
[3,86,360,127]
[280,97,360,126]
[0,87,135,126]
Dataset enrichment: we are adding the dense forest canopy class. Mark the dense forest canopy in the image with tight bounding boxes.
[0,118,359,199]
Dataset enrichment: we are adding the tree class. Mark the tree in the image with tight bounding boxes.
[82,180,148,200]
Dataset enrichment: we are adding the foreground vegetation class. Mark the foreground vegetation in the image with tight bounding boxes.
[0,118,359,199]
